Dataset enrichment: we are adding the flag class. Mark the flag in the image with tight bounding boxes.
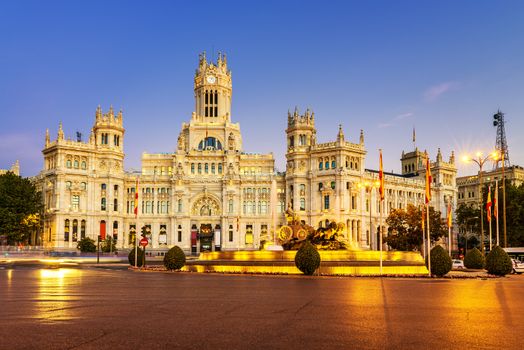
[134,177,139,218]
[486,186,492,223]
[447,201,452,228]
[494,183,499,219]
[379,150,385,201]
[425,153,432,204]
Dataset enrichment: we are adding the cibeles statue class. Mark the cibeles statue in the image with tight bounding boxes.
[285,203,300,225]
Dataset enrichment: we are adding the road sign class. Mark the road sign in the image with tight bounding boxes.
[139,237,148,247]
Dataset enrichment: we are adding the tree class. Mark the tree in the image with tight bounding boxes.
[504,183,524,247]
[77,237,97,253]
[0,172,44,245]
[455,204,480,250]
[385,204,446,251]
[101,237,117,253]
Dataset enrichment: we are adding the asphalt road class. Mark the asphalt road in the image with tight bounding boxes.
[1,266,523,350]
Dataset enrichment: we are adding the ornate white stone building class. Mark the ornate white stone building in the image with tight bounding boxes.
[37,52,458,253]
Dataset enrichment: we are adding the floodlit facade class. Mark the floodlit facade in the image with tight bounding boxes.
[36,53,457,253]
[457,165,524,208]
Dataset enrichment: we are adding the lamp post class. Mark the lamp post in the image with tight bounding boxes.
[462,152,497,254]
[358,179,380,250]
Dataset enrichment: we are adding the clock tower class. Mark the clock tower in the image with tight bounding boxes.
[193,51,232,123]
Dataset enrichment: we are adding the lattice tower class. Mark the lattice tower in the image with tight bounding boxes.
[493,110,510,169]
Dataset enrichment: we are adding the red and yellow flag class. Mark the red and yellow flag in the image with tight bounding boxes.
[447,201,452,228]
[486,186,492,223]
[425,153,432,204]
[494,184,498,219]
[134,177,139,218]
[379,150,385,201]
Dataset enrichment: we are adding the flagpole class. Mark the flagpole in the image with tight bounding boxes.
[495,179,500,246]
[488,185,492,251]
[425,152,431,277]
[134,177,139,268]
[426,203,431,277]
[378,150,385,276]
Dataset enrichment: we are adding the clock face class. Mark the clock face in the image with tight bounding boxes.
[206,75,216,84]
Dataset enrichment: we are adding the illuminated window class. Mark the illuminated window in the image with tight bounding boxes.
[72,195,80,211]
[245,225,253,244]
[324,195,330,210]
[64,219,70,241]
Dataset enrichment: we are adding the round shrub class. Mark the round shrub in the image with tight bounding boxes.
[164,246,186,270]
[485,246,512,276]
[128,247,145,267]
[426,245,452,277]
[295,241,321,275]
[77,237,96,253]
[464,247,485,269]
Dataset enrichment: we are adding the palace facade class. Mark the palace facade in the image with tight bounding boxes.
[36,53,457,253]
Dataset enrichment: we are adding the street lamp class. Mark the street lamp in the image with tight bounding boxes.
[358,179,380,250]
[462,151,498,254]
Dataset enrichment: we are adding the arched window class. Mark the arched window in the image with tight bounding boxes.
[64,219,70,241]
[191,163,195,174]
[113,198,118,211]
[113,221,118,240]
[205,163,209,173]
[72,219,78,242]
[66,159,72,168]
[319,159,323,170]
[198,163,202,174]
[218,163,223,174]
[300,198,305,211]
[80,220,86,239]
[178,199,182,213]
[331,158,336,169]
[74,160,79,168]
[100,220,106,240]
[198,137,222,150]
[211,163,215,174]
[325,160,329,169]
[101,197,106,211]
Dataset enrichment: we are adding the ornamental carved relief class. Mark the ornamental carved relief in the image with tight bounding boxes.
[191,195,221,216]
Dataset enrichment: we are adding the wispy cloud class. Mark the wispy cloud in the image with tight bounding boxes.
[378,112,414,128]
[424,81,459,102]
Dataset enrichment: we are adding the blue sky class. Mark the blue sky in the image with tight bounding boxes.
[1,0,523,177]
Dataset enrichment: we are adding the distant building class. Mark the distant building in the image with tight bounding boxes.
[0,160,20,176]
[36,53,457,252]
[457,165,524,208]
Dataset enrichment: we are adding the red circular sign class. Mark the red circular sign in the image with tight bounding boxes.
[139,238,148,247]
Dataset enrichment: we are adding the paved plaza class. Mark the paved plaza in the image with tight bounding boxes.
[1,266,523,349]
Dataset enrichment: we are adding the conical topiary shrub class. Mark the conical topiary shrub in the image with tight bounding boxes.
[426,245,452,277]
[295,241,321,275]
[164,245,186,270]
[485,246,512,276]
[464,247,485,269]
[128,247,145,267]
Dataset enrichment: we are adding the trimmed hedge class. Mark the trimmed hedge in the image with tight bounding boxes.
[164,246,186,270]
[485,246,512,276]
[295,241,321,275]
[128,247,145,267]
[426,245,452,277]
[77,237,96,253]
[464,247,485,269]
